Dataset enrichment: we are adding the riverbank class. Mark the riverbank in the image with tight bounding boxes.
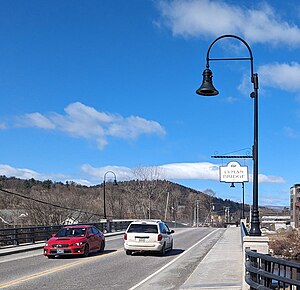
[267,229,300,261]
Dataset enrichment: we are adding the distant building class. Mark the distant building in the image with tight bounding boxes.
[261,215,290,231]
[63,217,79,225]
[0,209,29,227]
[290,184,300,228]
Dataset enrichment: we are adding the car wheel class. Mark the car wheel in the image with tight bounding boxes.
[83,244,89,257]
[99,240,105,253]
[159,244,166,256]
[47,255,54,259]
[126,250,132,255]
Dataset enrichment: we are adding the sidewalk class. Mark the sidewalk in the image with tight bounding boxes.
[180,226,243,289]
[0,242,44,256]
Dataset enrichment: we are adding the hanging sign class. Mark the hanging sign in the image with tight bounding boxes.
[219,161,248,183]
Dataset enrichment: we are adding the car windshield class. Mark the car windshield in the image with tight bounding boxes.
[55,227,86,237]
[127,224,158,233]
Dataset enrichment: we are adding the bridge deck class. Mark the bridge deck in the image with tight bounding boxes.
[0,227,243,289]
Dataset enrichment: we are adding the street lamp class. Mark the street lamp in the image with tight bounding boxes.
[103,171,117,219]
[242,182,245,220]
[196,34,261,236]
[230,182,245,220]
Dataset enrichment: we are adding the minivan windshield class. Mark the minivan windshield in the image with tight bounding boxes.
[127,224,158,233]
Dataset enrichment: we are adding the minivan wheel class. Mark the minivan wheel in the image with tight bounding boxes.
[159,244,166,256]
[126,250,132,255]
[169,241,173,251]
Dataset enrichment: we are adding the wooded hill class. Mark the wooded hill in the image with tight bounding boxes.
[0,175,251,227]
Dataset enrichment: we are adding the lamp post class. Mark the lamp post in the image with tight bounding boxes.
[230,182,245,220]
[242,182,245,220]
[196,34,261,236]
[103,170,117,220]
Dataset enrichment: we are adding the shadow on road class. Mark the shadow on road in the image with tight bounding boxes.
[128,248,184,257]
[50,249,117,259]
[166,248,184,256]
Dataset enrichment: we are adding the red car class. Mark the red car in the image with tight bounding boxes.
[43,225,105,259]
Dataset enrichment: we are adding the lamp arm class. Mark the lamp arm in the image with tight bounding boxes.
[104,170,117,181]
[205,34,254,77]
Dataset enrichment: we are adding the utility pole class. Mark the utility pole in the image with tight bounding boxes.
[164,191,170,221]
[211,203,215,226]
[196,200,199,227]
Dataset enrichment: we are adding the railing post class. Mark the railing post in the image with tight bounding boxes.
[32,227,35,244]
[243,235,269,289]
[265,259,272,287]
[252,254,258,284]
[106,220,111,233]
[13,228,19,246]
[296,267,300,290]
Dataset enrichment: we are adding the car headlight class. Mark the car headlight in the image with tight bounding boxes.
[45,243,49,246]
[71,242,84,247]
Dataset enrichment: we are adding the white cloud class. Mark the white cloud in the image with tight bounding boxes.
[224,96,239,104]
[81,162,220,182]
[160,162,219,180]
[283,126,298,139]
[0,164,66,181]
[0,162,285,186]
[238,75,253,95]
[258,62,300,92]
[157,0,300,46]
[81,164,134,181]
[259,191,289,206]
[18,112,56,129]
[81,162,284,184]
[258,174,286,184]
[66,179,93,187]
[108,116,165,139]
[0,123,6,129]
[246,173,286,184]
[16,102,166,150]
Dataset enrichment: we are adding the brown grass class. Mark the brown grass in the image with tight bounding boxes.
[269,230,300,259]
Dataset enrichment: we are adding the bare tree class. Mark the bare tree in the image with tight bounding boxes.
[131,166,166,219]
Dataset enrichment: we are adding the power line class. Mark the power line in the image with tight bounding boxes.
[0,188,103,218]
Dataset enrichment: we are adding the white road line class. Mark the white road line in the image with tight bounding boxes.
[129,228,220,290]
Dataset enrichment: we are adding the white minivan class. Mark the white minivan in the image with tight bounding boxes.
[123,220,174,256]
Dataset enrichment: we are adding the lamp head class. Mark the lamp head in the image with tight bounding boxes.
[196,68,219,96]
[230,182,235,188]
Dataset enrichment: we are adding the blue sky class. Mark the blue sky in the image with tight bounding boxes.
[1,0,300,206]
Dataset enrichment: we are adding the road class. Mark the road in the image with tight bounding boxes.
[0,227,225,290]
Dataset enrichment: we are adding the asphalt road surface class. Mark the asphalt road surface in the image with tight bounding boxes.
[0,227,225,290]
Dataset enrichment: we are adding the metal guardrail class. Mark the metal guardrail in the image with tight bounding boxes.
[245,248,300,289]
[0,220,133,247]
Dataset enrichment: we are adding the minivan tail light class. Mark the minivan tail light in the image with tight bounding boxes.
[157,234,162,241]
[124,233,127,240]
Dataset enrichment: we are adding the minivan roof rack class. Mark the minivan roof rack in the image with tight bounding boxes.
[133,219,162,223]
